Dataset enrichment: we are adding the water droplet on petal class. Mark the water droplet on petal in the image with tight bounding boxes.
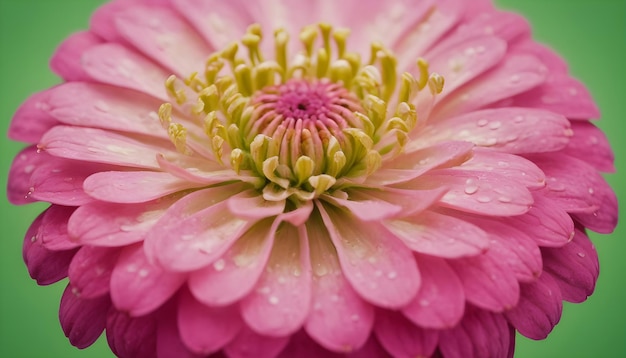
[477,118,489,127]
[588,188,595,195]
[498,196,512,203]
[513,115,524,123]
[387,271,397,280]
[351,314,360,322]
[94,101,110,112]
[419,299,430,307]
[510,75,521,83]
[489,121,501,130]
[268,296,279,305]
[138,269,150,277]
[213,259,225,271]
[477,195,492,203]
[464,178,479,195]
[577,252,586,258]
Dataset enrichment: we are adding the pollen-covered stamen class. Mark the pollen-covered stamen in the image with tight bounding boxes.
[158,23,445,201]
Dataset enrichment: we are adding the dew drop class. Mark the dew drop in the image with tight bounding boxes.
[213,259,226,271]
[577,252,586,258]
[477,118,489,127]
[513,115,524,123]
[138,269,150,278]
[126,264,138,273]
[314,264,328,277]
[569,87,578,96]
[476,46,486,54]
[387,271,397,280]
[368,256,377,264]
[350,314,360,322]
[497,196,512,203]
[374,270,383,277]
[419,299,430,307]
[588,188,595,195]
[483,138,497,146]
[278,276,286,284]
[464,178,479,195]
[30,235,37,243]
[35,102,50,111]
[509,74,521,83]
[181,234,194,241]
[589,136,598,145]
[119,224,134,232]
[71,287,80,296]
[94,101,110,112]
[477,195,492,203]
[489,121,501,130]
[268,296,279,305]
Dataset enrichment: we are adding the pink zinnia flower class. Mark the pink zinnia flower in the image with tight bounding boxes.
[7,0,618,357]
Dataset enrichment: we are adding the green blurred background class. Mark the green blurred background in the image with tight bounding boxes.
[0,0,623,357]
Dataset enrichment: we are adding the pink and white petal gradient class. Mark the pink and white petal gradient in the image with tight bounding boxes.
[8,0,617,357]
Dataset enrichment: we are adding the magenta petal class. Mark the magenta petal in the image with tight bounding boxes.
[449,251,520,312]
[106,309,157,358]
[241,224,312,337]
[7,146,45,205]
[144,187,251,271]
[68,246,119,299]
[542,229,599,303]
[346,335,393,358]
[305,215,374,352]
[564,121,615,173]
[189,219,275,306]
[224,326,289,358]
[402,254,465,329]
[156,303,203,358]
[8,90,59,143]
[319,203,420,308]
[37,205,79,251]
[439,307,512,358]
[59,284,110,349]
[277,330,342,358]
[178,290,242,355]
[460,148,545,189]
[505,272,563,340]
[385,210,489,259]
[50,31,102,81]
[23,211,77,285]
[29,157,102,206]
[110,244,185,316]
[374,310,438,358]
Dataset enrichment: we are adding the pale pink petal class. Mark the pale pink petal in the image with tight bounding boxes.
[37,205,79,251]
[68,198,173,247]
[402,254,465,329]
[240,224,312,337]
[59,285,111,348]
[40,125,174,169]
[89,0,144,42]
[23,211,77,285]
[304,212,374,352]
[110,244,186,316]
[414,169,533,216]
[156,153,253,185]
[115,6,211,76]
[433,54,546,119]
[189,219,275,306]
[460,148,545,189]
[505,272,563,340]
[227,190,286,220]
[82,43,170,100]
[318,203,420,308]
[8,90,59,143]
[354,187,447,217]
[512,73,600,119]
[143,187,252,272]
[47,82,167,137]
[8,146,47,205]
[507,194,574,248]
[68,246,119,299]
[277,330,342,358]
[50,31,103,81]
[385,210,489,258]
[564,121,615,172]
[542,229,599,303]
[106,309,157,358]
[320,194,402,221]
[370,140,475,186]
[84,171,196,204]
[374,310,438,358]
[224,326,290,358]
[449,251,520,312]
[420,107,571,154]
[439,307,512,358]
[178,290,242,355]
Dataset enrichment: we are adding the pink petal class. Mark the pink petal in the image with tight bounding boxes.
[50,31,103,81]
[385,210,489,258]
[143,187,251,271]
[227,190,286,219]
[8,90,59,143]
[318,203,420,308]
[415,169,533,216]
[439,307,512,358]
[277,330,343,358]
[68,198,173,247]
[224,326,290,358]
[354,187,447,217]
[510,39,568,74]
[512,73,600,119]
[84,171,195,203]
[68,246,119,299]
[505,272,563,340]
[115,5,211,76]
[23,211,77,285]
[320,194,402,221]
[421,107,571,154]
[374,310,438,358]
[8,146,46,205]
[106,309,157,358]
[402,254,465,329]
[441,10,530,48]
[156,153,250,185]
[37,205,79,251]
[46,82,167,137]
[304,212,374,352]
[89,0,143,42]
[29,157,103,206]
[82,43,170,100]
[110,244,186,316]
[564,121,615,172]
[241,224,312,337]
[460,148,546,189]
[40,125,173,169]
[449,251,520,312]
[59,284,111,349]
[508,194,574,248]
[189,219,275,306]
[156,302,204,358]
[542,229,599,303]
[178,290,242,355]
[347,335,393,358]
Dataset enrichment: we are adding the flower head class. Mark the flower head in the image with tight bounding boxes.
[8,0,617,357]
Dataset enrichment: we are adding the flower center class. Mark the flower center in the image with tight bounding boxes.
[158,23,444,202]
